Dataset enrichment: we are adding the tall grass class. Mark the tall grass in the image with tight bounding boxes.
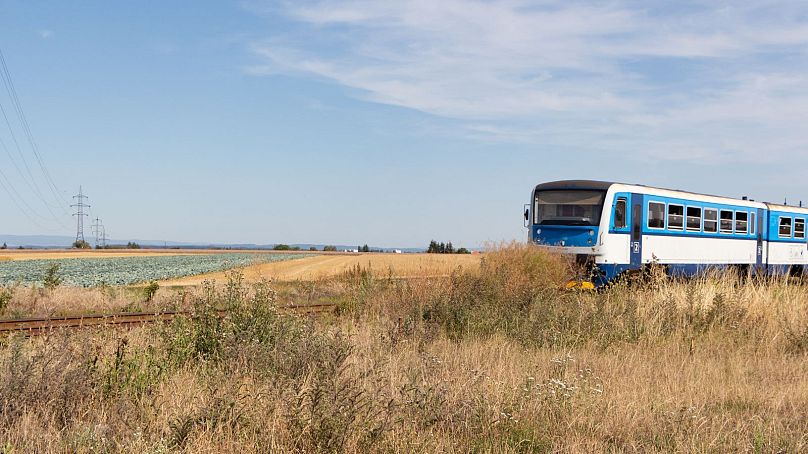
[0,246,806,452]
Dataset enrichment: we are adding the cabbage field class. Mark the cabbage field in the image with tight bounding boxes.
[0,253,307,287]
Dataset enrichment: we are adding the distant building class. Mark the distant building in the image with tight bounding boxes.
[393,249,402,254]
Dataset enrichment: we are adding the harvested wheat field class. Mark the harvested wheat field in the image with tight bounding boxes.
[161,252,481,285]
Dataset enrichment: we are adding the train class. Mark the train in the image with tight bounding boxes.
[524,180,808,287]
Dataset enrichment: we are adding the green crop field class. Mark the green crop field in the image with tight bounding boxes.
[0,253,307,286]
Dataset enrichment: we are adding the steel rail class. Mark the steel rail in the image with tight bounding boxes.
[0,302,338,335]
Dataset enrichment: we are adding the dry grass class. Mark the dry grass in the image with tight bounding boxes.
[0,285,196,318]
[0,243,807,452]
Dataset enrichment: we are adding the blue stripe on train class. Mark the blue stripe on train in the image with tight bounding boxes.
[594,263,804,286]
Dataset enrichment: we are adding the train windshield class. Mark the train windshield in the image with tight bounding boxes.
[534,190,605,226]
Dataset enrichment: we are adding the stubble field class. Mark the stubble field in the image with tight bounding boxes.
[0,244,806,452]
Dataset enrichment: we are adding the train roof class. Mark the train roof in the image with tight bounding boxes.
[534,180,808,213]
[533,180,614,192]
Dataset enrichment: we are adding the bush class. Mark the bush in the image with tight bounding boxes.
[72,240,91,249]
[43,263,62,289]
[142,281,159,302]
[323,245,337,252]
[273,244,291,251]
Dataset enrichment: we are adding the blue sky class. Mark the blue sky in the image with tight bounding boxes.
[1,1,808,248]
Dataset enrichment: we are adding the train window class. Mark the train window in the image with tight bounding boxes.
[614,198,627,229]
[779,217,792,238]
[720,210,734,234]
[735,211,748,234]
[534,190,605,226]
[795,219,806,239]
[648,202,665,229]
[704,209,718,233]
[668,204,684,230]
[686,206,702,231]
[750,212,756,236]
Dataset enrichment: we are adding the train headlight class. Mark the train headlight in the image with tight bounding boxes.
[588,229,595,236]
[536,229,542,234]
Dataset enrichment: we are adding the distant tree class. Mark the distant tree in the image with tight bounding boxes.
[17,246,24,250]
[291,246,301,251]
[126,242,141,249]
[323,245,337,252]
[361,244,370,253]
[427,240,468,254]
[72,239,91,249]
[273,244,292,251]
[0,242,6,249]
[309,246,318,251]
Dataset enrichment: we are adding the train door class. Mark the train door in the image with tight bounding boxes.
[756,208,764,272]
[630,193,643,268]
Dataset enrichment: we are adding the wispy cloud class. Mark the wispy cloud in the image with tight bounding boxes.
[37,29,53,39]
[248,1,808,163]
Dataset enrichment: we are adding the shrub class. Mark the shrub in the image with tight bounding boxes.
[43,263,62,289]
[143,281,159,302]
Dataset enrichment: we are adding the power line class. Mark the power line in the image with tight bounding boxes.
[0,98,58,215]
[0,121,68,231]
[0,48,68,211]
[71,186,90,244]
[0,165,58,231]
[0,47,70,231]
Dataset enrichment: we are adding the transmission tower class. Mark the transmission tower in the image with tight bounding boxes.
[100,226,109,248]
[91,217,103,248]
[71,186,90,243]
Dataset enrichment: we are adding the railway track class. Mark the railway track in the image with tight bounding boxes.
[0,302,337,336]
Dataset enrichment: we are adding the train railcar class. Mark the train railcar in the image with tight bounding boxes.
[524,180,808,286]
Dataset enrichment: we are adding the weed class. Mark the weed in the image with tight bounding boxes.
[0,288,11,314]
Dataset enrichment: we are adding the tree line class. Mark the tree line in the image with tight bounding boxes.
[427,240,470,254]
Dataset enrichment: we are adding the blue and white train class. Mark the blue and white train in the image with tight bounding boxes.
[525,180,808,286]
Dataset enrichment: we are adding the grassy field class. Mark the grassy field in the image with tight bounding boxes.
[0,244,807,452]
